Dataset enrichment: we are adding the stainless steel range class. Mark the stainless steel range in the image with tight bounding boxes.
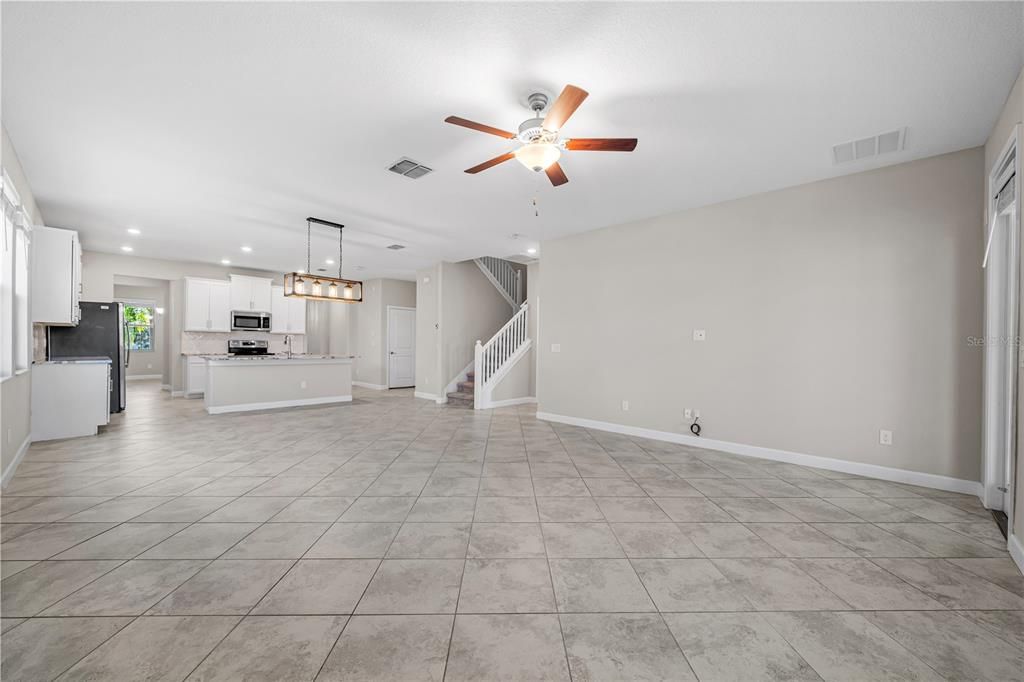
[228,339,269,356]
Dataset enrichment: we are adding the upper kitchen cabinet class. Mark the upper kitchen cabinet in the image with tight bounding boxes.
[230,274,272,312]
[184,278,230,332]
[271,285,307,334]
[32,226,81,326]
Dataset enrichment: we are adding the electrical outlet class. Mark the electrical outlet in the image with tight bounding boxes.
[300,380,307,389]
[693,329,706,342]
[879,429,893,446]
[147,363,153,369]
[621,400,629,411]
[551,344,561,353]
[684,409,692,419]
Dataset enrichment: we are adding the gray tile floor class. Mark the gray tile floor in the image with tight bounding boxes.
[2,380,1023,681]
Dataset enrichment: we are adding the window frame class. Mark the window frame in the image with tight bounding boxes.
[122,302,156,353]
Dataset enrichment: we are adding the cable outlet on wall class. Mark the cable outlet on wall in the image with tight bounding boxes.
[621,400,629,411]
[693,329,706,342]
[879,429,893,446]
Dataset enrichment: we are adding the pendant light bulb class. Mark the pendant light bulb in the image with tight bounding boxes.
[328,281,339,298]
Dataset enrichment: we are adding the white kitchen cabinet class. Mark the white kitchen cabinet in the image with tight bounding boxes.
[31,360,111,440]
[31,226,81,326]
[184,356,207,397]
[184,278,230,332]
[230,275,272,312]
[270,285,306,334]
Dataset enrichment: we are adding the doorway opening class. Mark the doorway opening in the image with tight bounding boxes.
[982,124,1020,539]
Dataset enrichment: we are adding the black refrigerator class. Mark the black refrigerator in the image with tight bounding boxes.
[47,302,128,413]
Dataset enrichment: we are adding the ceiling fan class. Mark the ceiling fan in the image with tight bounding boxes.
[444,84,637,187]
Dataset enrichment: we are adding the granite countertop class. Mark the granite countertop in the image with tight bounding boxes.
[39,356,113,365]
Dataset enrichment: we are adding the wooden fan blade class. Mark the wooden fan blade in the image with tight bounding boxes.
[545,163,569,187]
[543,85,588,131]
[445,116,516,139]
[465,152,515,174]
[565,138,638,152]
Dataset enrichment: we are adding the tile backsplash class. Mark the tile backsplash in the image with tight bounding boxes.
[181,331,307,355]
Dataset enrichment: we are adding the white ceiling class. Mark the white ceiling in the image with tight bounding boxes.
[3,2,1022,280]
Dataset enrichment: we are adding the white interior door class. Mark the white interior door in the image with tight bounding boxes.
[388,306,415,388]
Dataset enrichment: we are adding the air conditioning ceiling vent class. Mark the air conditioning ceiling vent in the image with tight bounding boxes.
[832,128,906,165]
[388,157,433,179]
[386,244,406,250]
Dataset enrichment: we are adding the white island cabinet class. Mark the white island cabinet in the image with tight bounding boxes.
[203,356,352,414]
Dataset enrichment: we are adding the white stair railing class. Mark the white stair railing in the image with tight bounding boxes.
[474,256,523,311]
[474,303,530,409]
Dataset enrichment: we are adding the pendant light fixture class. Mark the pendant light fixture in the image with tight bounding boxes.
[283,217,363,303]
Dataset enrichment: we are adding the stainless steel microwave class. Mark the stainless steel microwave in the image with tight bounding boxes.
[231,311,271,331]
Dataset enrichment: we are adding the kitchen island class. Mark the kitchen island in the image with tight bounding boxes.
[202,355,354,414]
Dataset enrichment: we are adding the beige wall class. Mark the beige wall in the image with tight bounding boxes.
[349,278,416,387]
[415,261,512,399]
[1,126,42,478]
[415,265,442,396]
[539,147,984,483]
[984,66,1024,550]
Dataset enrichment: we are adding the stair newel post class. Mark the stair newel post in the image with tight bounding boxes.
[474,339,483,409]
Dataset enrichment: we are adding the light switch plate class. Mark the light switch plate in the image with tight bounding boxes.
[693,329,707,341]
[879,429,893,446]
[621,400,629,411]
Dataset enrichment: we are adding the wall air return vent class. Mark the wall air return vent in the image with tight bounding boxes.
[832,128,906,165]
[388,157,433,179]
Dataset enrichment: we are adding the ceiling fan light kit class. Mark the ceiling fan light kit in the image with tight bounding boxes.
[283,217,363,303]
[445,84,638,187]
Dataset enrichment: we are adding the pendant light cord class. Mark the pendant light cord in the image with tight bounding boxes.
[305,219,312,274]
[338,227,343,279]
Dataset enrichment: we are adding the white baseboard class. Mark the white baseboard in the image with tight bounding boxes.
[414,391,448,404]
[1,434,31,488]
[160,384,171,392]
[126,374,162,381]
[206,395,353,415]
[1009,533,1024,576]
[170,390,185,398]
[536,411,983,497]
[485,397,538,409]
[353,381,387,390]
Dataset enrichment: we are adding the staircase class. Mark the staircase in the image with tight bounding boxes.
[443,256,530,410]
[474,256,524,311]
[446,370,476,408]
[473,302,530,409]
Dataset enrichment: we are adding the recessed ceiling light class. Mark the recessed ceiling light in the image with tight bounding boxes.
[325,259,335,265]
[126,228,141,235]
[526,247,537,255]
[220,259,231,265]
[240,246,252,253]
[120,245,133,252]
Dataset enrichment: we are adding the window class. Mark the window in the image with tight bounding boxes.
[1,170,28,380]
[124,304,155,351]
